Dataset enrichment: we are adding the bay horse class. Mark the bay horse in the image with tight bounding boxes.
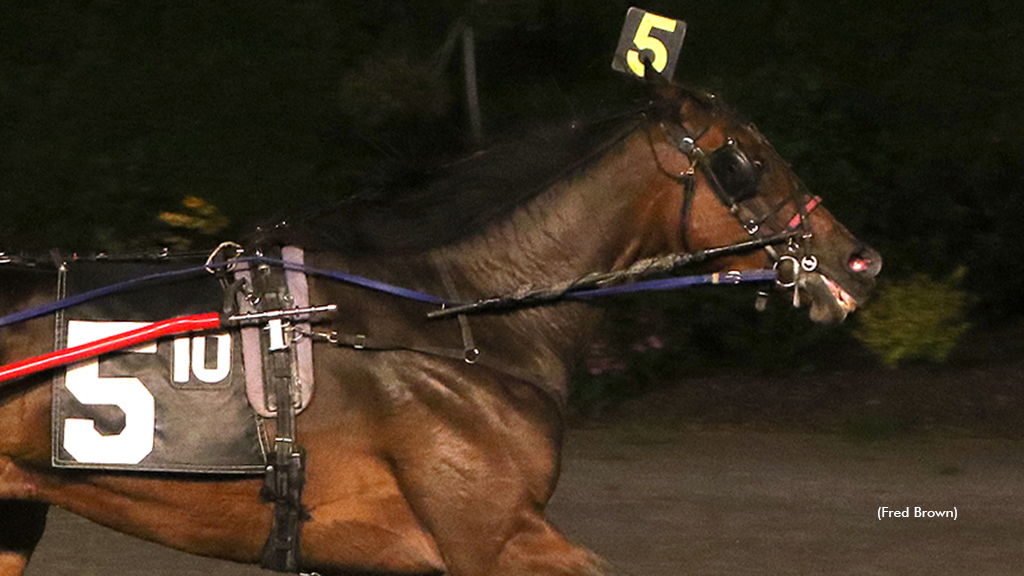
[0,83,880,576]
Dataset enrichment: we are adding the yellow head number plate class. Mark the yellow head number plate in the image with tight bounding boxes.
[612,7,687,81]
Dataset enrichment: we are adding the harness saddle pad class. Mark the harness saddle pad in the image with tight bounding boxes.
[51,259,266,473]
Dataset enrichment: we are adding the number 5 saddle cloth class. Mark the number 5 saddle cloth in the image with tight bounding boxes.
[51,257,266,474]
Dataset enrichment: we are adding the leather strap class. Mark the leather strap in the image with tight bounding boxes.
[240,248,309,574]
[237,248,315,419]
[320,331,566,413]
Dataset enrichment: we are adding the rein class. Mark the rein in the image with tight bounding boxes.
[0,255,442,330]
[0,236,785,387]
[427,230,795,318]
[0,233,790,331]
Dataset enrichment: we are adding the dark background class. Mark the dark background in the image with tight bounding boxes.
[2,0,1022,427]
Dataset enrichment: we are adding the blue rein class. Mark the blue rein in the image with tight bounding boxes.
[572,269,776,298]
[0,255,776,330]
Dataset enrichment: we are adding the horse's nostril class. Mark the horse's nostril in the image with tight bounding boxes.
[848,247,882,276]
[848,256,871,273]
[851,243,884,276]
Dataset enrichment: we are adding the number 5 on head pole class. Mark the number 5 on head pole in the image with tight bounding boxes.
[611,7,687,82]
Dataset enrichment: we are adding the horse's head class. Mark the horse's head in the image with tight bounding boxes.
[645,85,881,323]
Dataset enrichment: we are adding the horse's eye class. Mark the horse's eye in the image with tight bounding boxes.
[709,144,759,202]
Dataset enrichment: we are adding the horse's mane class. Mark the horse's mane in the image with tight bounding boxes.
[263,110,650,255]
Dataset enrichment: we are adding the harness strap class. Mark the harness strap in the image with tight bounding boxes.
[249,249,309,574]
[432,254,480,363]
[301,329,563,411]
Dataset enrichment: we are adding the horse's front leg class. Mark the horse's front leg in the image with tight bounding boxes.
[0,500,48,576]
[383,361,617,576]
[390,433,614,576]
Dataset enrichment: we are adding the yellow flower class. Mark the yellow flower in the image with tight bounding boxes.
[182,196,206,209]
[158,212,195,227]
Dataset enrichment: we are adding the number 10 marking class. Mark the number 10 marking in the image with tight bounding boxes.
[173,334,232,383]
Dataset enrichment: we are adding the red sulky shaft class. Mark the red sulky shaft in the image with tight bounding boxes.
[0,312,222,384]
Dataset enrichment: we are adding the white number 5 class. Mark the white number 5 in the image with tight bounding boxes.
[627,13,677,77]
[63,321,156,465]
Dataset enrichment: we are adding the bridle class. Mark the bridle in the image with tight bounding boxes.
[655,110,824,307]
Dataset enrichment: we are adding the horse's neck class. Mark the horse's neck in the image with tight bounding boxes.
[444,131,672,290]
[434,130,674,385]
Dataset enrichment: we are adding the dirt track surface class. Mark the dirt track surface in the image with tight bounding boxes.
[26,427,1024,575]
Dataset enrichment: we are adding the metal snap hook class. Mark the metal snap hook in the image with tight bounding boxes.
[204,240,244,273]
[800,255,819,272]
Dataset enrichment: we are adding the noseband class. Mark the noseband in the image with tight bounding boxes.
[657,114,823,305]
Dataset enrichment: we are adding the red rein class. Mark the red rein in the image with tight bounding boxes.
[0,312,221,384]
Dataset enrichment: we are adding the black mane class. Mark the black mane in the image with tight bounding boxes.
[264,111,647,255]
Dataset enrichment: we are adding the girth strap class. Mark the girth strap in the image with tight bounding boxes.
[232,247,310,574]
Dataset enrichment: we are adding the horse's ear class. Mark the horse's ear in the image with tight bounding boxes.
[678,91,709,118]
[652,86,713,127]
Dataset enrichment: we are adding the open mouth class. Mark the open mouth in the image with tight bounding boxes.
[799,273,859,324]
[821,275,858,315]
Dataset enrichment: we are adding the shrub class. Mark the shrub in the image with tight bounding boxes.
[853,268,971,366]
